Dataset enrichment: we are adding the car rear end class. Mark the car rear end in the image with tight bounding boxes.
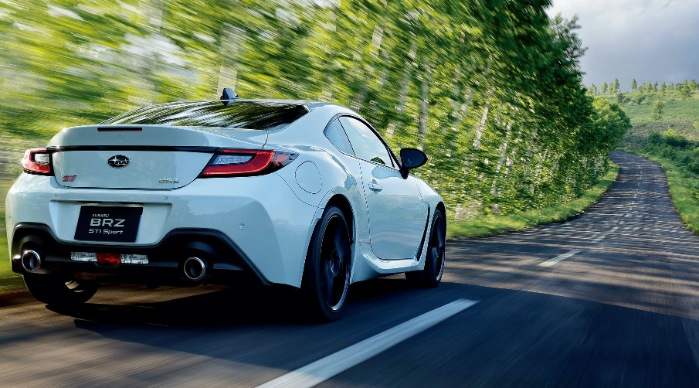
[6,101,319,291]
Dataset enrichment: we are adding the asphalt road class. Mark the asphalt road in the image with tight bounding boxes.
[2,150,699,387]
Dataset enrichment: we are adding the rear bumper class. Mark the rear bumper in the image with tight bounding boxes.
[11,223,270,288]
[6,173,320,287]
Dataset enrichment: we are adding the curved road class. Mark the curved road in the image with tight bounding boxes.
[2,151,699,387]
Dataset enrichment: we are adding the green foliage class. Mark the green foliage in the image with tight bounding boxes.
[610,79,620,94]
[660,128,690,148]
[681,83,694,99]
[448,163,619,238]
[652,100,664,120]
[0,1,625,234]
[616,92,627,104]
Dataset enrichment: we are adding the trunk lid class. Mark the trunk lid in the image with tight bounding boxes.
[49,125,267,190]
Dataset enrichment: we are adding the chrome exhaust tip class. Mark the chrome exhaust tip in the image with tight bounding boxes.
[21,250,42,273]
[183,256,207,282]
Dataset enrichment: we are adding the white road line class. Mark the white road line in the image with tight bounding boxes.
[538,250,581,267]
[590,225,617,243]
[257,299,478,388]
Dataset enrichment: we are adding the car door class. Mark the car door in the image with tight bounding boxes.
[338,116,427,260]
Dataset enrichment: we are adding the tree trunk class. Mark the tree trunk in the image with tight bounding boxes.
[490,121,513,195]
[384,41,417,138]
[352,25,383,111]
[472,96,491,150]
[417,63,433,149]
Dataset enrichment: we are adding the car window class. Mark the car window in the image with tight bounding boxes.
[339,117,395,167]
[324,119,355,155]
[101,100,309,130]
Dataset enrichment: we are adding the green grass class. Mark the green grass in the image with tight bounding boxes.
[447,163,619,238]
[601,90,699,126]
[623,151,699,234]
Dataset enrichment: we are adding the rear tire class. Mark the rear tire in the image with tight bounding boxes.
[23,274,99,307]
[406,208,446,288]
[302,205,352,322]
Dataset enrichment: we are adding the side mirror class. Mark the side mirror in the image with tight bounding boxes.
[399,148,427,178]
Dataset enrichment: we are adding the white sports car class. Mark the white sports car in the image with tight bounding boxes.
[5,88,446,321]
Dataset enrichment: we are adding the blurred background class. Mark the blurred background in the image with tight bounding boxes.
[0,0,629,220]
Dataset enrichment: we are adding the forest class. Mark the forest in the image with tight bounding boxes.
[0,0,631,220]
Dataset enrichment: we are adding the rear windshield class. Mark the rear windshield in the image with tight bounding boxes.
[101,100,309,130]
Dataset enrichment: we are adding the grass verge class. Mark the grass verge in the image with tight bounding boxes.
[447,163,620,239]
[624,151,699,234]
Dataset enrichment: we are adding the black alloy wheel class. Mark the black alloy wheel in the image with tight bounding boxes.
[302,205,352,321]
[406,208,446,288]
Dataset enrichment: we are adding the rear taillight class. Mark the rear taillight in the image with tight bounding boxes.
[199,149,296,177]
[22,148,53,175]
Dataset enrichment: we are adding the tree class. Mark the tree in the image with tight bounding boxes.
[631,79,637,91]
[0,0,621,219]
[590,98,630,152]
[616,92,627,104]
[610,79,620,94]
[680,82,693,99]
[652,100,664,120]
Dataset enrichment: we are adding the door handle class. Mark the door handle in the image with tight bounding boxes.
[368,181,382,191]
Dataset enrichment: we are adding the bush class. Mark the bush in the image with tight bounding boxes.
[662,128,690,148]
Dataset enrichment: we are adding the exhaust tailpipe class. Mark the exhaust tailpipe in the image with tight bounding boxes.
[183,256,207,282]
[21,250,42,273]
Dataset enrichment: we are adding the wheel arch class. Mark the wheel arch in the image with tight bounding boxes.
[325,194,355,244]
[435,202,447,226]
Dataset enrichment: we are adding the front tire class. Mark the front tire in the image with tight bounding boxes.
[302,205,352,322]
[406,208,446,288]
[23,274,99,307]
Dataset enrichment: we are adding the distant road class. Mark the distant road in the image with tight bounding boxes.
[1,151,699,386]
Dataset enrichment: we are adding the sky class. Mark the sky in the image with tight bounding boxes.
[545,0,699,91]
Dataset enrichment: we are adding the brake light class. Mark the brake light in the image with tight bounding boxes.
[22,148,53,175]
[199,149,296,177]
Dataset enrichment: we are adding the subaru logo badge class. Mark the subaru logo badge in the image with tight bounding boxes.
[107,155,130,168]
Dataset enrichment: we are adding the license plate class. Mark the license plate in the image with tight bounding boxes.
[74,206,143,242]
